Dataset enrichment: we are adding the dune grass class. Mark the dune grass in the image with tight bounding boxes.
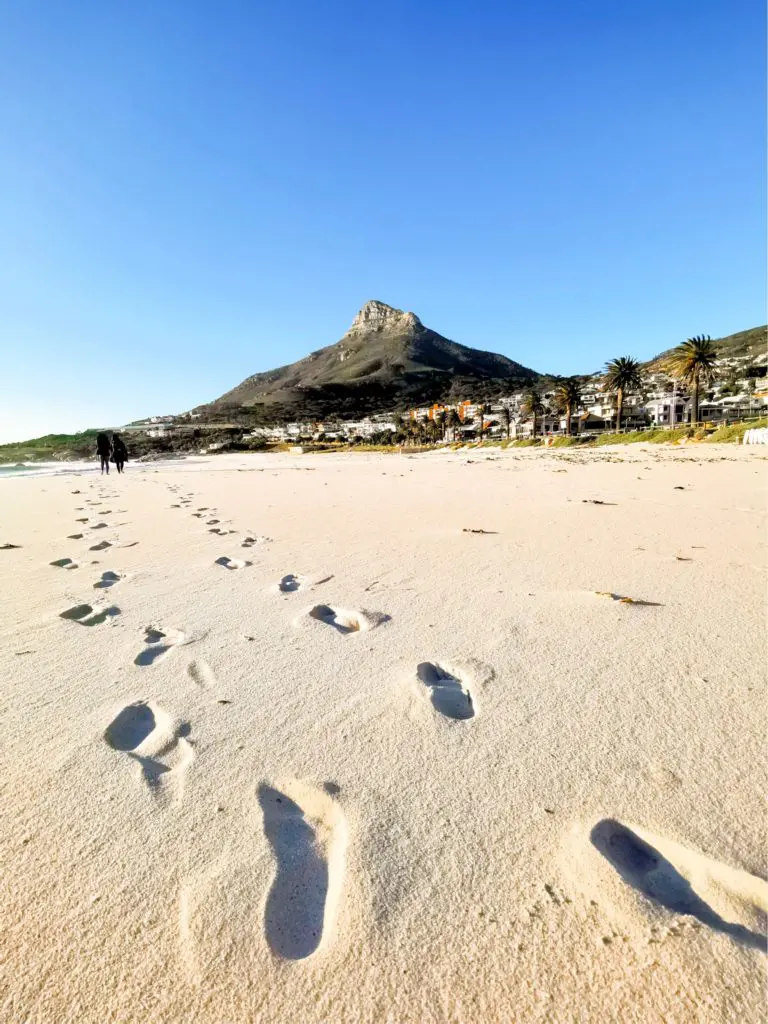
[703,417,767,444]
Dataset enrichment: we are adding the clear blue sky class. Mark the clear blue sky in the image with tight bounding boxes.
[0,1,764,441]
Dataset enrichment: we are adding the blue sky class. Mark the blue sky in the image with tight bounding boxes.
[0,1,764,442]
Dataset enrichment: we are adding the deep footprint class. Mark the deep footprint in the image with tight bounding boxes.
[104,702,194,804]
[215,556,250,570]
[94,571,122,589]
[60,603,120,626]
[307,605,386,634]
[135,626,186,666]
[258,782,347,960]
[104,701,157,750]
[50,557,78,570]
[278,574,304,593]
[417,662,475,720]
[590,819,767,951]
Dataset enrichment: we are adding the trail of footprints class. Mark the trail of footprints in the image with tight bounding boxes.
[55,479,768,964]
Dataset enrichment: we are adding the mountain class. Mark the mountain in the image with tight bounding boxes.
[202,300,539,422]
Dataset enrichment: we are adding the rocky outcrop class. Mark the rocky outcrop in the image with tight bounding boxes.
[345,300,423,337]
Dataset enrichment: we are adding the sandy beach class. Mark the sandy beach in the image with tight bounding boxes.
[0,444,766,1024]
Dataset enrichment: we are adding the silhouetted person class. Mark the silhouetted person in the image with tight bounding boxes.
[96,432,112,474]
[112,433,128,474]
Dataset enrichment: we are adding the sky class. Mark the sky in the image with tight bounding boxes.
[0,1,765,442]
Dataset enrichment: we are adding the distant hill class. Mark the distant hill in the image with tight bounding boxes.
[201,300,539,422]
[646,325,767,371]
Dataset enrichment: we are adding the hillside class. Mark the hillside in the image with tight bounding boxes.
[201,301,539,421]
[647,325,767,370]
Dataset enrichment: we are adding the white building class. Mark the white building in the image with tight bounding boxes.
[644,398,689,426]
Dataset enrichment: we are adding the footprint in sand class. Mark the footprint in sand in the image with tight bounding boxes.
[242,536,271,548]
[89,540,112,552]
[306,605,388,634]
[60,603,120,626]
[50,557,78,570]
[215,556,251,571]
[187,660,217,691]
[135,626,187,666]
[93,570,122,589]
[416,662,476,720]
[258,781,347,960]
[104,701,194,806]
[590,819,768,951]
[67,533,84,540]
[206,519,220,526]
[277,574,305,593]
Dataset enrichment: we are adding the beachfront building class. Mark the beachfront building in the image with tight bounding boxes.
[644,397,690,426]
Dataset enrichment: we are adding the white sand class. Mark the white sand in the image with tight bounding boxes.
[0,445,766,1023]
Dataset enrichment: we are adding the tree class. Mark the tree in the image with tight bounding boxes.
[520,388,544,439]
[410,420,427,445]
[446,408,461,441]
[603,357,643,431]
[664,335,719,426]
[552,378,581,436]
[435,410,446,440]
[500,405,511,440]
[476,404,487,440]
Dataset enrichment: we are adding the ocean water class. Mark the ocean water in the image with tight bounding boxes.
[0,460,96,479]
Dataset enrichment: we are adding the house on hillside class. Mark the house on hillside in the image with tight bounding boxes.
[645,398,689,426]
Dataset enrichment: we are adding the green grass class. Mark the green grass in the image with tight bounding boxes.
[511,438,540,447]
[591,427,693,446]
[703,417,767,444]
[550,436,581,447]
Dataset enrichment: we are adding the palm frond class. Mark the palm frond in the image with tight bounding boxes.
[603,356,643,392]
[665,335,719,384]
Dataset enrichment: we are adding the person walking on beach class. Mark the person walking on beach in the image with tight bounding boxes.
[112,433,128,474]
[96,432,112,474]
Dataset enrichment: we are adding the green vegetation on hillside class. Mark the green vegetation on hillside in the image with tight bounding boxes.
[0,430,101,463]
[648,325,767,368]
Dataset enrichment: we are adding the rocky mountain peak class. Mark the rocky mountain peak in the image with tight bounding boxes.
[346,300,423,336]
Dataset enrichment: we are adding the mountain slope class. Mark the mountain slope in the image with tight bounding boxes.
[204,301,538,420]
[646,325,767,370]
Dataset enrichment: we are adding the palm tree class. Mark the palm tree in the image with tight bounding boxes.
[476,404,487,441]
[520,388,544,439]
[603,357,643,431]
[446,408,461,441]
[500,405,511,440]
[410,420,426,445]
[552,378,581,436]
[664,335,718,426]
[435,410,446,440]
